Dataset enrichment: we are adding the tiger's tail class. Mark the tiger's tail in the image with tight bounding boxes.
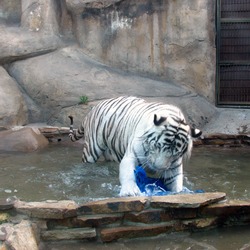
[68,115,84,142]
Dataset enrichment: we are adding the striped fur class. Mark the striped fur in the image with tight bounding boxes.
[69,96,202,196]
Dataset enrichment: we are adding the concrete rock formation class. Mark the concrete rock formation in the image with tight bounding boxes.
[0,67,28,128]
[0,0,249,136]
[0,127,49,152]
[67,0,216,101]
[8,46,216,128]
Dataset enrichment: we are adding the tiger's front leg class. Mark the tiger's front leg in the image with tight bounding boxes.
[164,163,183,193]
[119,156,142,197]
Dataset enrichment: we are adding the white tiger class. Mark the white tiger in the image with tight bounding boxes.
[69,96,202,196]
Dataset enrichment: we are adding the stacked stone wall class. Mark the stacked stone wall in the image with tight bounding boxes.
[1,193,250,249]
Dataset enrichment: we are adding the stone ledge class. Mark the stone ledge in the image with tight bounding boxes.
[150,192,226,208]
[15,200,78,219]
[13,193,226,220]
[201,199,250,216]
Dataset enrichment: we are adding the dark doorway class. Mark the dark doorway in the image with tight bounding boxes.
[216,0,250,106]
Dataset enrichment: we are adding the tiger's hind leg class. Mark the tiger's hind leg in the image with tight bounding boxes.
[81,141,103,163]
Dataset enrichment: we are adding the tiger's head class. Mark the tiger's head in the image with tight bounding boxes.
[141,114,202,173]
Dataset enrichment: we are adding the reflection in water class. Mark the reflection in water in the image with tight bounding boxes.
[45,226,250,250]
[187,147,250,200]
[1,145,250,249]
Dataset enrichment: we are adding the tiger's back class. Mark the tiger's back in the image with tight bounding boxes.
[72,96,186,162]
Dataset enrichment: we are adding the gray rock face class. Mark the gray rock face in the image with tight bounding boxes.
[0,0,66,64]
[0,67,28,128]
[66,0,216,102]
[0,25,62,64]
[8,46,216,128]
[202,109,250,135]
[0,0,21,24]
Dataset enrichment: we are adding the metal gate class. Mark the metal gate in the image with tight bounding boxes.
[216,0,250,106]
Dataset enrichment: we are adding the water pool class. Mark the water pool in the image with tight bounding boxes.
[0,145,249,202]
[1,145,250,249]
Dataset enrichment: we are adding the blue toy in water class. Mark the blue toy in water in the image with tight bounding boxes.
[134,166,204,196]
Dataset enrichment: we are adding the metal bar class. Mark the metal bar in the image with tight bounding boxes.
[219,62,250,65]
[216,0,222,106]
[221,18,250,23]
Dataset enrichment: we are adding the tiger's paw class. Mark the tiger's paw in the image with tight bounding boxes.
[119,182,142,197]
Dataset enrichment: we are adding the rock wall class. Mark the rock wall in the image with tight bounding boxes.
[1,193,250,248]
[67,0,216,101]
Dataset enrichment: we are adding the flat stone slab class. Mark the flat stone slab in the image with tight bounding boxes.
[100,223,173,243]
[201,199,250,216]
[15,200,78,219]
[150,192,226,208]
[41,227,96,241]
[78,197,148,214]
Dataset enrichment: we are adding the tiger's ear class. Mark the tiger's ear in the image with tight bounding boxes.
[153,114,167,126]
[191,128,202,138]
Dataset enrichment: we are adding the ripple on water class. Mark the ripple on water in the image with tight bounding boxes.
[0,145,250,202]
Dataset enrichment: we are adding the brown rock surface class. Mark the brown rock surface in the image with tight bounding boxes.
[0,127,49,152]
[124,209,172,224]
[15,200,78,219]
[150,192,226,208]
[100,223,173,242]
[3,220,39,250]
[201,200,250,217]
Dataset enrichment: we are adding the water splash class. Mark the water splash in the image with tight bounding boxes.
[135,166,204,196]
